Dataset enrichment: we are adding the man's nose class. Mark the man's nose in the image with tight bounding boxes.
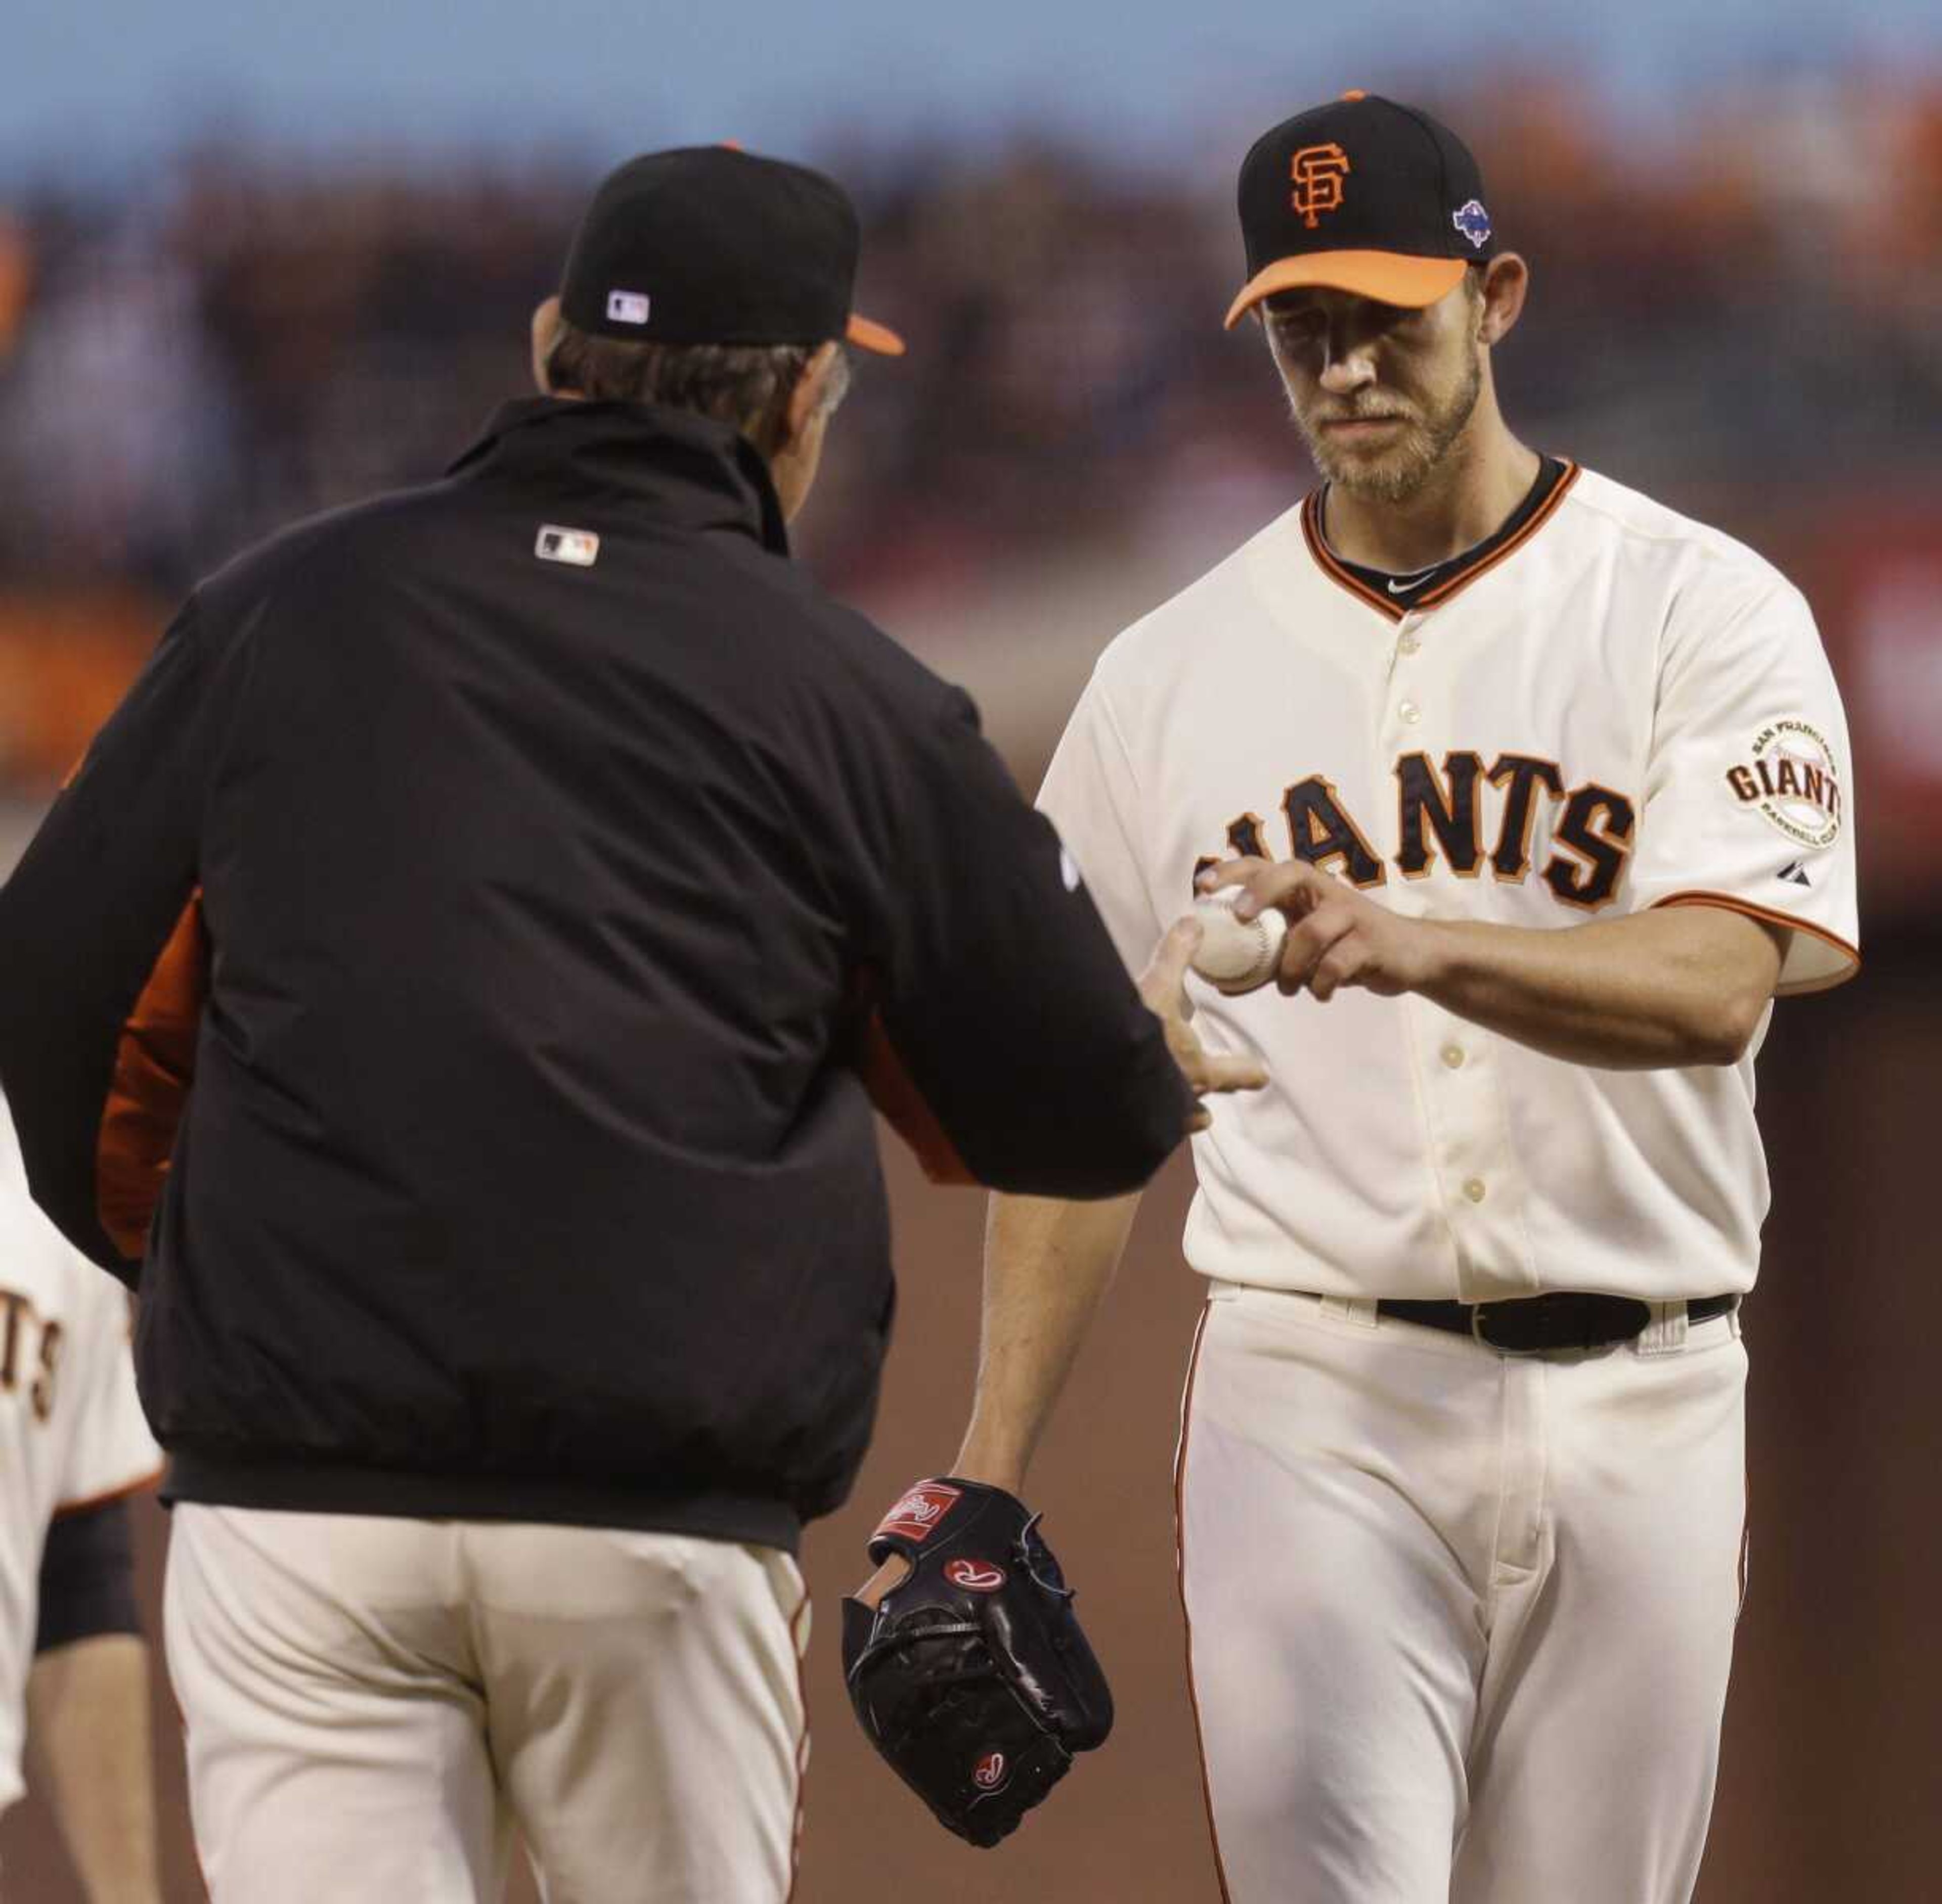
[1318,344,1377,395]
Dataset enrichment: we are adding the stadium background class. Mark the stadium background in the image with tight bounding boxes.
[1,5,1937,1898]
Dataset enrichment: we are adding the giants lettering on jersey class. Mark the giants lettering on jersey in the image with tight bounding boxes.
[1194,750,1637,911]
[0,1289,63,1424]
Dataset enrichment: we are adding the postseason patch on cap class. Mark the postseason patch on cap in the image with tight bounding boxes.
[605,289,651,325]
[1452,199,1492,249]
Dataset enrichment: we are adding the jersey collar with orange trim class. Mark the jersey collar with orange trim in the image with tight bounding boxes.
[1301,457,1580,621]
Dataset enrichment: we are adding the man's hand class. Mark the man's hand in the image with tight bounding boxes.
[1199,856,1439,1001]
[1198,854,1789,1070]
[1136,917,1269,1127]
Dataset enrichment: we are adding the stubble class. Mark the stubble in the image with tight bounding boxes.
[1289,341,1485,505]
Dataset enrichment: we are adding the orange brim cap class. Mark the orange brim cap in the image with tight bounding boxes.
[1223,251,1468,328]
[846,312,905,356]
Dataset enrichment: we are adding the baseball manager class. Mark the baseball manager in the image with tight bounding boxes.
[0,146,1251,1903]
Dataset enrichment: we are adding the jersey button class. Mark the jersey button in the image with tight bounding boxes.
[1463,1177,1487,1203]
[1398,700,1422,724]
[1441,1044,1465,1070]
[1397,633,1421,656]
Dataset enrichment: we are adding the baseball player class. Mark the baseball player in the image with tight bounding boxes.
[0,1090,163,1902]
[937,93,1860,1902]
[0,147,1253,1904]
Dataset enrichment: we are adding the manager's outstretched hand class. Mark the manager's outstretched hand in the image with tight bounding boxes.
[1137,917,1269,1127]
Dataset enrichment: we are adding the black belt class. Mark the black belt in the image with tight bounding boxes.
[1370,1291,1737,1353]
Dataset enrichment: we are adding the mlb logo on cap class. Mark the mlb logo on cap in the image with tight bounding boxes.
[559,146,904,355]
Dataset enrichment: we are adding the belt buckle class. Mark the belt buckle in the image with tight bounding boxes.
[1469,1302,1542,1355]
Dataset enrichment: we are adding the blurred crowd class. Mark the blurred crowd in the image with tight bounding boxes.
[2,71,1941,830]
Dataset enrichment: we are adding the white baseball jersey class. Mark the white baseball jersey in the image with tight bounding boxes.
[1041,463,1859,1303]
[0,1093,161,1810]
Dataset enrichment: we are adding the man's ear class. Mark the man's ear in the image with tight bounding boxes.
[530,295,564,394]
[1478,254,1529,347]
[778,340,842,450]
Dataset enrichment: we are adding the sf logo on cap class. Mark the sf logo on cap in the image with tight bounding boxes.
[1289,144,1352,229]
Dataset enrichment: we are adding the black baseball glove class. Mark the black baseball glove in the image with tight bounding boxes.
[840,1476,1113,1847]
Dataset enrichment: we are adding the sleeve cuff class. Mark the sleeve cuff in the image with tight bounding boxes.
[1649,892,1861,996]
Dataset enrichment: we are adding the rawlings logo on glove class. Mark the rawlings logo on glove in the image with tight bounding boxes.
[876,1482,964,1541]
[841,1477,1113,1847]
[944,1559,1007,1592]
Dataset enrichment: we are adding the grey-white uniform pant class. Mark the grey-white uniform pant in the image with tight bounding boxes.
[1178,1282,1747,1904]
[164,1506,809,1903]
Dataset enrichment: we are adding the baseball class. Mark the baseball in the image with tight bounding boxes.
[1190,893,1287,994]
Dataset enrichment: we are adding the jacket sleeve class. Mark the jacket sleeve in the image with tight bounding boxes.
[0,600,215,1278]
[861,688,1194,1201]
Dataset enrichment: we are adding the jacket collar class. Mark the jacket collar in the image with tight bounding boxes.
[447,397,790,555]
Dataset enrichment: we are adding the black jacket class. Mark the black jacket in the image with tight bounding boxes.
[0,398,1191,1551]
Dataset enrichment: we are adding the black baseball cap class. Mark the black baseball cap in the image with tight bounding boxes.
[1225,91,1497,326]
[559,145,904,356]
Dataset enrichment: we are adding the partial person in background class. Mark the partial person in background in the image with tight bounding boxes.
[926,92,1860,1904]
[0,146,1255,1904]
[0,1094,163,1904]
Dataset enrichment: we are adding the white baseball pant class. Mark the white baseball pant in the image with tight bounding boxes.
[1177,1281,1747,1904]
[164,1505,809,1904]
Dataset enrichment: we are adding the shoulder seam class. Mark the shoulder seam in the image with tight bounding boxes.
[1561,480,1790,585]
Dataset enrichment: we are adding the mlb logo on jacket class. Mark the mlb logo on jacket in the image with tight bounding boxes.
[535,525,600,567]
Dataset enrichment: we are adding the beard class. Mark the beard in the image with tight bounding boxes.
[1289,347,1484,504]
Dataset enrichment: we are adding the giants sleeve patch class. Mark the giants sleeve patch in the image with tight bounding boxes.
[1724,718,1842,851]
